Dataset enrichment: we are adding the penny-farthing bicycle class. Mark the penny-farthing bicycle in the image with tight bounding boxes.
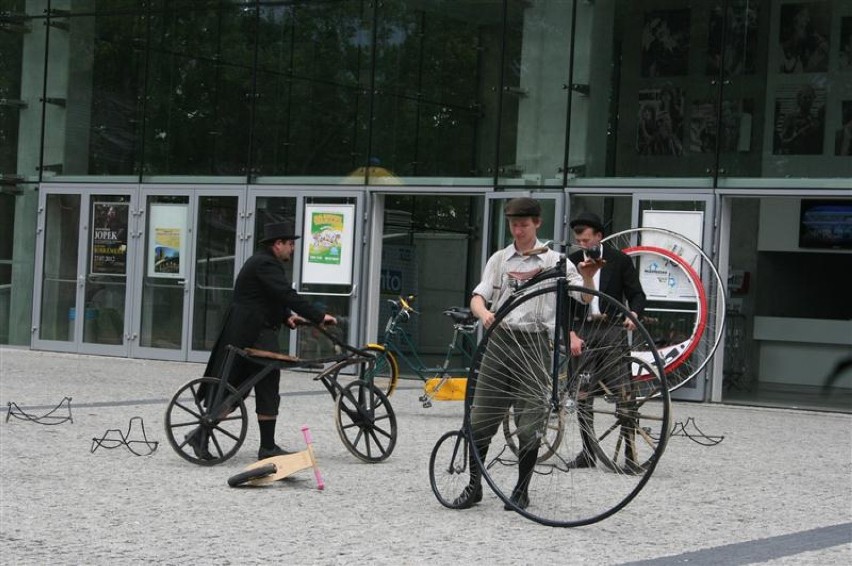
[164,324,397,466]
[499,229,725,462]
[429,251,671,527]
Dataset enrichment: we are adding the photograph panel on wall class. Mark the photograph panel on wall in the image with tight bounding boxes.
[706,4,759,77]
[689,99,755,153]
[835,100,852,156]
[840,16,852,71]
[641,9,691,78]
[636,86,685,156]
[778,1,831,73]
[772,83,826,155]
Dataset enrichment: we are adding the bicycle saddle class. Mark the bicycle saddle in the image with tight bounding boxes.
[443,307,476,325]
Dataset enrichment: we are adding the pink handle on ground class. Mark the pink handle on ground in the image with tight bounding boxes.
[301,425,324,490]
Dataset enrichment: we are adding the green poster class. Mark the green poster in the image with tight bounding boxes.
[308,212,344,265]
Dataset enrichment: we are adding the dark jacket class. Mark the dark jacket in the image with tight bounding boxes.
[568,245,646,320]
[204,247,325,379]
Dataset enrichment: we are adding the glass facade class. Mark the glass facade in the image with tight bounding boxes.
[1,1,849,410]
[2,1,849,183]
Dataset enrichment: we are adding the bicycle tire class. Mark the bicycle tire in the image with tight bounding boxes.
[464,283,670,527]
[362,345,400,397]
[335,380,397,463]
[604,227,726,392]
[622,245,708,393]
[429,429,476,509]
[227,463,277,487]
[164,377,248,466]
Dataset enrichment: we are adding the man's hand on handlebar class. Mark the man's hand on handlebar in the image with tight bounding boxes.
[286,314,338,329]
[286,314,308,328]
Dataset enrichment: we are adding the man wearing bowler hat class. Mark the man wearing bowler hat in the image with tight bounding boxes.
[458,197,601,511]
[567,211,646,469]
[188,221,337,461]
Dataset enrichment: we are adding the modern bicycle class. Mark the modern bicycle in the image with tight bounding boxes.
[429,246,671,527]
[363,295,478,406]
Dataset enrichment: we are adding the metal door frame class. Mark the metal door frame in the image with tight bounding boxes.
[31,184,140,356]
[129,186,197,360]
[187,186,249,363]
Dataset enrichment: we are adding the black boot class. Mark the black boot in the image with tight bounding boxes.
[185,427,213,461]
[453,445,486,509]
[568,400,597,469]
[505,447,537,511]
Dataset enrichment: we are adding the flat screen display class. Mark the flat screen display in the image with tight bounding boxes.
[798,199,852,249]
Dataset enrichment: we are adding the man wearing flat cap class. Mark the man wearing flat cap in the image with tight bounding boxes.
[456,197,601,511]
[566,211,646,469]
[188,221,337,461]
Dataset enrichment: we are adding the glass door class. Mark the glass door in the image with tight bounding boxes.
[247,188,366,357]
[632,193,717,402]
[32,186,138,356]
[130,191,194,360]
[32,190,83,352]
[188,190,247,362]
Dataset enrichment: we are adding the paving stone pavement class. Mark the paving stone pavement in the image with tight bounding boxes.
[1,347,850,565]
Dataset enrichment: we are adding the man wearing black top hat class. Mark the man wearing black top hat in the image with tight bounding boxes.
[567,211,646,469]
[188,221,337,461]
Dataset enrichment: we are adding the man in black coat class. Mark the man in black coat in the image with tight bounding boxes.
[189,221,337,461]
[567,211,646,469]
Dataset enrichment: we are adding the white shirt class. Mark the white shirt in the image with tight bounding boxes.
[472,240,589,334]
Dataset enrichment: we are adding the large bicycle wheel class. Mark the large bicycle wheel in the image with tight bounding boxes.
[603,227,726,393]
[465,284,670,527]
[429,429,476,509]
[164,377,248,466]
[362,345,400,397]
[335,380,397,463]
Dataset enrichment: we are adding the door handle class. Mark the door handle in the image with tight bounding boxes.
[298,284,358,298]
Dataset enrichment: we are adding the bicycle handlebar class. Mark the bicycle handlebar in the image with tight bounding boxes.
[293,319,376,359]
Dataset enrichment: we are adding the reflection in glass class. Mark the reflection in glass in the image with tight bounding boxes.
[144,6,253,176]
[251,2,368,178]
[192,196,239,351]
[371,3,488,182]
[706,3,758,77]
[39,194,81,341]
[84,195,131,345]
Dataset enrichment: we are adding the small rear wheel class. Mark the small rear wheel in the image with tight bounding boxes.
[335,380,397,462]
[227,463,277,487]
[163,377,248,466]
[429,429,475,509]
